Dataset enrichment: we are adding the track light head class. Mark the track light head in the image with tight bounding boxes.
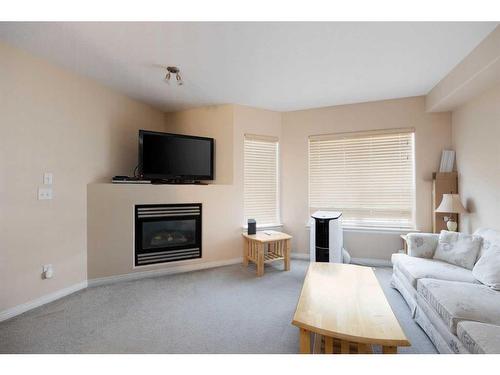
[164,66,183,86]
[176,73,183,86]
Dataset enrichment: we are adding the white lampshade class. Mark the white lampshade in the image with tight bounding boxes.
[435,194,467,214]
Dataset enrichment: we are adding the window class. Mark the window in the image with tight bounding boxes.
[308,129,415,230]
[244,134,280,227]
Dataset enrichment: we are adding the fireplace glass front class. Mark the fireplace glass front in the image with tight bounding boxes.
[135,204,202,266]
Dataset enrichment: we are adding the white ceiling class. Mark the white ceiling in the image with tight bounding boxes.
[0,22,497,112]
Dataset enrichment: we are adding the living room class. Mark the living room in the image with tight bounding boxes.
[1,1,500,373]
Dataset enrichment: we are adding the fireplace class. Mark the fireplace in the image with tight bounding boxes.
[135,203,202,266]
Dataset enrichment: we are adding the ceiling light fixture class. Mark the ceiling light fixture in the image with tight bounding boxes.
[164,66,183,86]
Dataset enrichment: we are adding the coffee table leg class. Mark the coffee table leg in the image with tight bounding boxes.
[340,340,349,354]
[358,343,372,354]
[324,336,333,354]
[382,346,397,354]
[299,328,311,354]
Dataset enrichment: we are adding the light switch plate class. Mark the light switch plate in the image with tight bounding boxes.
[43,172,53,185]
[42,264,54,279]
[38,187,53,200]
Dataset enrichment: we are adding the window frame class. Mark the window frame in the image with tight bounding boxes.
[243,134,281,228]
[307,128,416,231]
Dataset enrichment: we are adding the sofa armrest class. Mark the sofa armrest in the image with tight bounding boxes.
[406,233,439,258]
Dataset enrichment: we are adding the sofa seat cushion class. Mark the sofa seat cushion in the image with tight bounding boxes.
[457,321,500,354]
[415,293,469,353]
[417,278,500,335]
[391,253,477,289]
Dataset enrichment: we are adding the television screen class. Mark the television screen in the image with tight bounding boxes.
[139,130,214,180]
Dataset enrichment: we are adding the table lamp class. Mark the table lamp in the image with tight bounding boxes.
[435,193,467,231]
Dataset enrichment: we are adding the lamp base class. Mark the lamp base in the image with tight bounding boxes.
[446,219,458,232]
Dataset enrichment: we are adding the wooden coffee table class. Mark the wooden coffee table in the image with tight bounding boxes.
[292,263,410,354]
[242,231,291,277]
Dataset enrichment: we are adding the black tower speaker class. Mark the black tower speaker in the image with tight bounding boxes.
[247,219,256,235]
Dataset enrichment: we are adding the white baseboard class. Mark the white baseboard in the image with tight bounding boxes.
[0,258,243,322]
[0,281,88,323]
[291,253,310,260]
[290,253,391,267]
[88,257,243,287]
[351,257,392,267]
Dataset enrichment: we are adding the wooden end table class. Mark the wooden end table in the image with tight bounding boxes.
[242,231,292,277]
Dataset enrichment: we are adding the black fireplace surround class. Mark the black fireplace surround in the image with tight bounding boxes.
[135,203,202,266]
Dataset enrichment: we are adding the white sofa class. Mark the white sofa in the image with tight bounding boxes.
[391,228,500,354]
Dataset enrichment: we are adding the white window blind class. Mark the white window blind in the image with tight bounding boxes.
[309,129,415,229]
[244,134,280,226]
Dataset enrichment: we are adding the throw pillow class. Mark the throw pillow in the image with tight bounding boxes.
[473,228,500,259]
[473,244,500,290]
[407,233,439,258]
[433,230,482,270]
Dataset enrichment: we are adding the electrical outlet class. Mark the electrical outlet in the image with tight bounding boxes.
[43,172,53,185]
[38,187,53,200]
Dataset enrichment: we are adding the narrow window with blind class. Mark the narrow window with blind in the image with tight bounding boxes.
[244,134,280,227]
[308,129,415,230]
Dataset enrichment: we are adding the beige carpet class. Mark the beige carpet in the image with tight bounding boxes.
[0,260,436,353]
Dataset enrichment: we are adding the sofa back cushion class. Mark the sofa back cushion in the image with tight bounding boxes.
[433,230,482,270]
[473,243,500,290]
[473,228,500,259]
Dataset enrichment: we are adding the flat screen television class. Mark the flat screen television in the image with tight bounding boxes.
[138,130,214,181]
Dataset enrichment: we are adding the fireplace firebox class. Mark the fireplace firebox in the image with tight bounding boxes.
[135,203,202,266]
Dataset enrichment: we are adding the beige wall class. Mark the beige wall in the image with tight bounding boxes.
[87,104,282,279]
[452,84,500,233]
[281,96,452,259]
[0,42,165,312]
